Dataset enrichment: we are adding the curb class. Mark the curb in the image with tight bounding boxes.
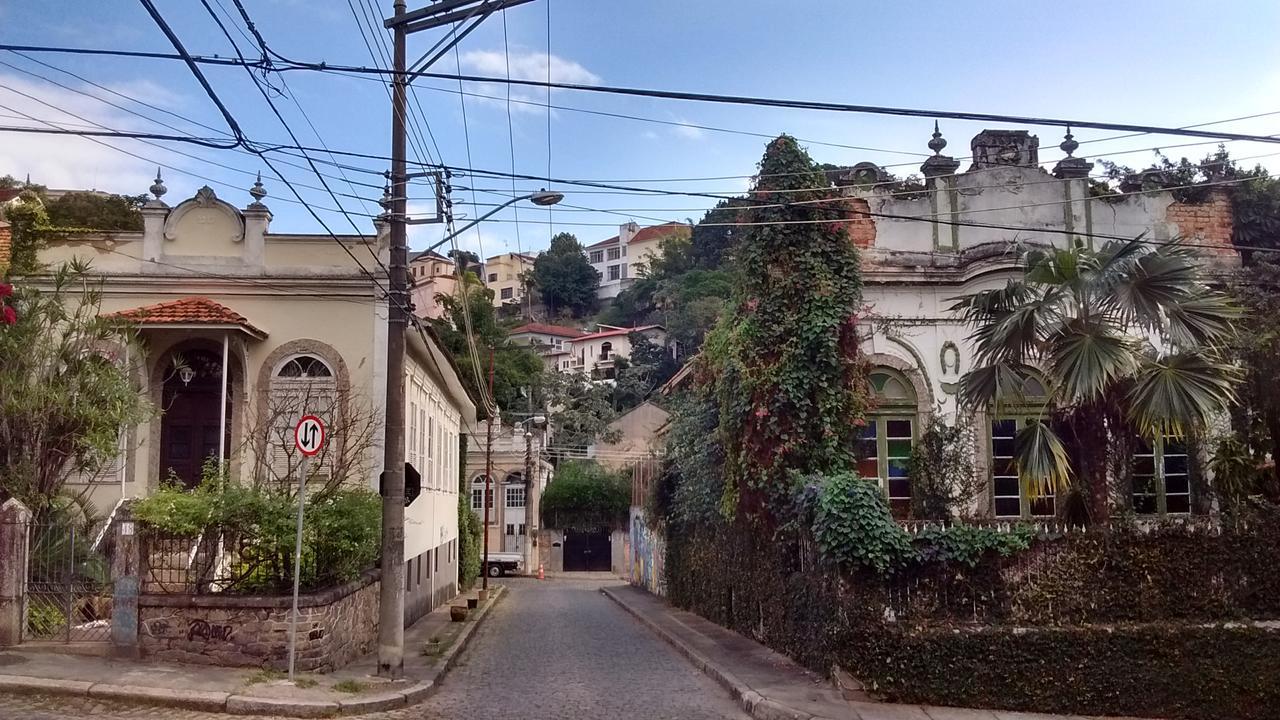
[0,585,505,718]
[602,586,839,720]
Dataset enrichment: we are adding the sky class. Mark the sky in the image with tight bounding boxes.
[3,0,1280,260]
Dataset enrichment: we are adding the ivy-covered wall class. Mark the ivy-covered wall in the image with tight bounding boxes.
[665,515,1280,720]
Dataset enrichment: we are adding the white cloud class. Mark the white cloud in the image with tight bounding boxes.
[101,79,185,110]
[0,72,164,192]
[642,130,660,140]
[671,121,706,140]
[455,49,600,115]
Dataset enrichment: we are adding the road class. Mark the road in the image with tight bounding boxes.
[0,577,749,720]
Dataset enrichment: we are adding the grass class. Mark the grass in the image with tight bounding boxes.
[294,677,318,689]
[332,680,366,694]
[244,669,284,686]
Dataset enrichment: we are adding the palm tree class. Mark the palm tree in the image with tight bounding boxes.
[951,238,1239,522]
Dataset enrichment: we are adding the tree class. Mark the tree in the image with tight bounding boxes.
[0,261,151,519]
[952,239,1239,522]
[540,460,630,529]
[533,233,598,317]
[539,370,620,455]
[429,273,543,420]
[689,198,749,270]
[705,135,870,520]
[611,332,680,411]
[45,192,145,232]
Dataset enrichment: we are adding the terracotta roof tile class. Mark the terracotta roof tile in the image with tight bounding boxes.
[630,222,691,244]
[574,324,663,341]
[509,322,586,339]
[106,297,265,337]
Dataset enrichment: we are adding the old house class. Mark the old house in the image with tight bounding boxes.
[32,176,476,623]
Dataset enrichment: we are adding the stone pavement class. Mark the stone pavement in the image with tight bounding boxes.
[602,584,1161,720]
[0,583,504,717]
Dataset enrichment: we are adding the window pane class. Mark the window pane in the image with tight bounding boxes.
[994,497,1021,517]
[1164,455,1188,476]
[992,438,1015,458]
[1133,475,1157,494]
[887,459,910,478]
[1133,457,1156,475]
[992,458,1017,477]
[1029,496,1055,517]
[886,439,912,457]
[1165,474,1190,495]
[1166,495,1191,514]
[1164,438,1187,455]
[994,476,1020,496]
[992,419,1017,437]
[1133,495,1158,514]
[888,478,911,499]
[860,421,878,439]
[886,419,912,437]
[857,458,879,479]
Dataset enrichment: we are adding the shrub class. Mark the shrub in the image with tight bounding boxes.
[541,460,630,529]
[811,472,913,573]
[912,524,1035,567]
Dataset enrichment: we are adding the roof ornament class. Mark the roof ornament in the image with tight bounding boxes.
[149,168,167,200]
[1053,126,1093,179]
[920,120,961,179]
[248,171,268,206]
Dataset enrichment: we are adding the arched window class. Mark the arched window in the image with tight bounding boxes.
[277,355,333,378]
[471,476,492,511]
[600,341,613,360]
[990,372,1054,518]
[268,354,337,482]
[857,369,919,518]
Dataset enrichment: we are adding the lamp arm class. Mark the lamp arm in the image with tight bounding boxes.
[421,194,530,256]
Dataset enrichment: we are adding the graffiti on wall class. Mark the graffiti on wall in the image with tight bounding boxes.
[629,508,666,596]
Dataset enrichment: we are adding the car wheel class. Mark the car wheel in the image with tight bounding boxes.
[488,564,502,577]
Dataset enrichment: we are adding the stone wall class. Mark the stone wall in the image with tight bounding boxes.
[138,570,379,672]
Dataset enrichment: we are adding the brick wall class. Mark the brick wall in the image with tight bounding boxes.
[137,571,379,672]
[1166,189,1234,252]
[843,198,876,248]
[0,222,11,272]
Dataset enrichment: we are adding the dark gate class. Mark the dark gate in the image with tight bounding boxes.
[563,528,611,572]
[26,522,113,643]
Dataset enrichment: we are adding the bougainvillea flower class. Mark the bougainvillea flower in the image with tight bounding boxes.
[0,283,12,298]
[1,305,16,325]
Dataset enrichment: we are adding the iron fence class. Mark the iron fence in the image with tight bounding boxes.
[141,529,367,595]
[26,522,114,643]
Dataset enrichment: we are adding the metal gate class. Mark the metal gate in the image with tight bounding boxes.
[563,528,611,572]
[26,522,113,643]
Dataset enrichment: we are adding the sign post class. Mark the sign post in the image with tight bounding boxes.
[288,415,325,682]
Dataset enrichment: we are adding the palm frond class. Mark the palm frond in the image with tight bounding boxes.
[1015,420,1072,498]
[1045,319,1137,403]
[1126,352,1240,437]
[959,361,1037,410]
[1162,290,1240,349]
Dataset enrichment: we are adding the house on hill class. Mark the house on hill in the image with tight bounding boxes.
[586,221,690,300]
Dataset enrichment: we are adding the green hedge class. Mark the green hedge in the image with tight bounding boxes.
[665,518,1280,720]
[872,624,1280,720]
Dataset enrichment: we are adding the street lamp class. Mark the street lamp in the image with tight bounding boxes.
[412,190,564,255]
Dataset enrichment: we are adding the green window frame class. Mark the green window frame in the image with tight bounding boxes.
[857,370,918,518]
[1132,435,1190,514]
[990,416,1055,519]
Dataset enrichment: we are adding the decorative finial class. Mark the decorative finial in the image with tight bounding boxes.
[149,168,167,199]
[249,171,267,203]
[928,120,947,155]
[1060,126,1079,158]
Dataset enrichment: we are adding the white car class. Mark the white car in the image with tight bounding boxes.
[486,552,524,577]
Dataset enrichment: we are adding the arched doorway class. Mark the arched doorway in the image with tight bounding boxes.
[160,348,234,488]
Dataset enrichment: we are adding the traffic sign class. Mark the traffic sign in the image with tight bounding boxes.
[294,415,326,457]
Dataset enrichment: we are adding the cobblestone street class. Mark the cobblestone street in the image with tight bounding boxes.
[0,577,748,720]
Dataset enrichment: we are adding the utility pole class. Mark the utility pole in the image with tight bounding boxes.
[377,0,410,679]
[379,0,546,678]
[482,345,495,596]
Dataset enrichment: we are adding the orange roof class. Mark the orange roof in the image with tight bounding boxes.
[631,222,691,244]
[106,297,266,338]
[509,322,586,339]
[574,324,663,342]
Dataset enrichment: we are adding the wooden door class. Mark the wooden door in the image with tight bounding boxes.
[160,349,232,488]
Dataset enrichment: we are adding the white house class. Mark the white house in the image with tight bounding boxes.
[508,322,587,371]
[556,324,667,379]
[585,222,690,299]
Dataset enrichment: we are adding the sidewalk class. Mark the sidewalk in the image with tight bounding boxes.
[602,584,1156,720]
[0,584,504,717]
